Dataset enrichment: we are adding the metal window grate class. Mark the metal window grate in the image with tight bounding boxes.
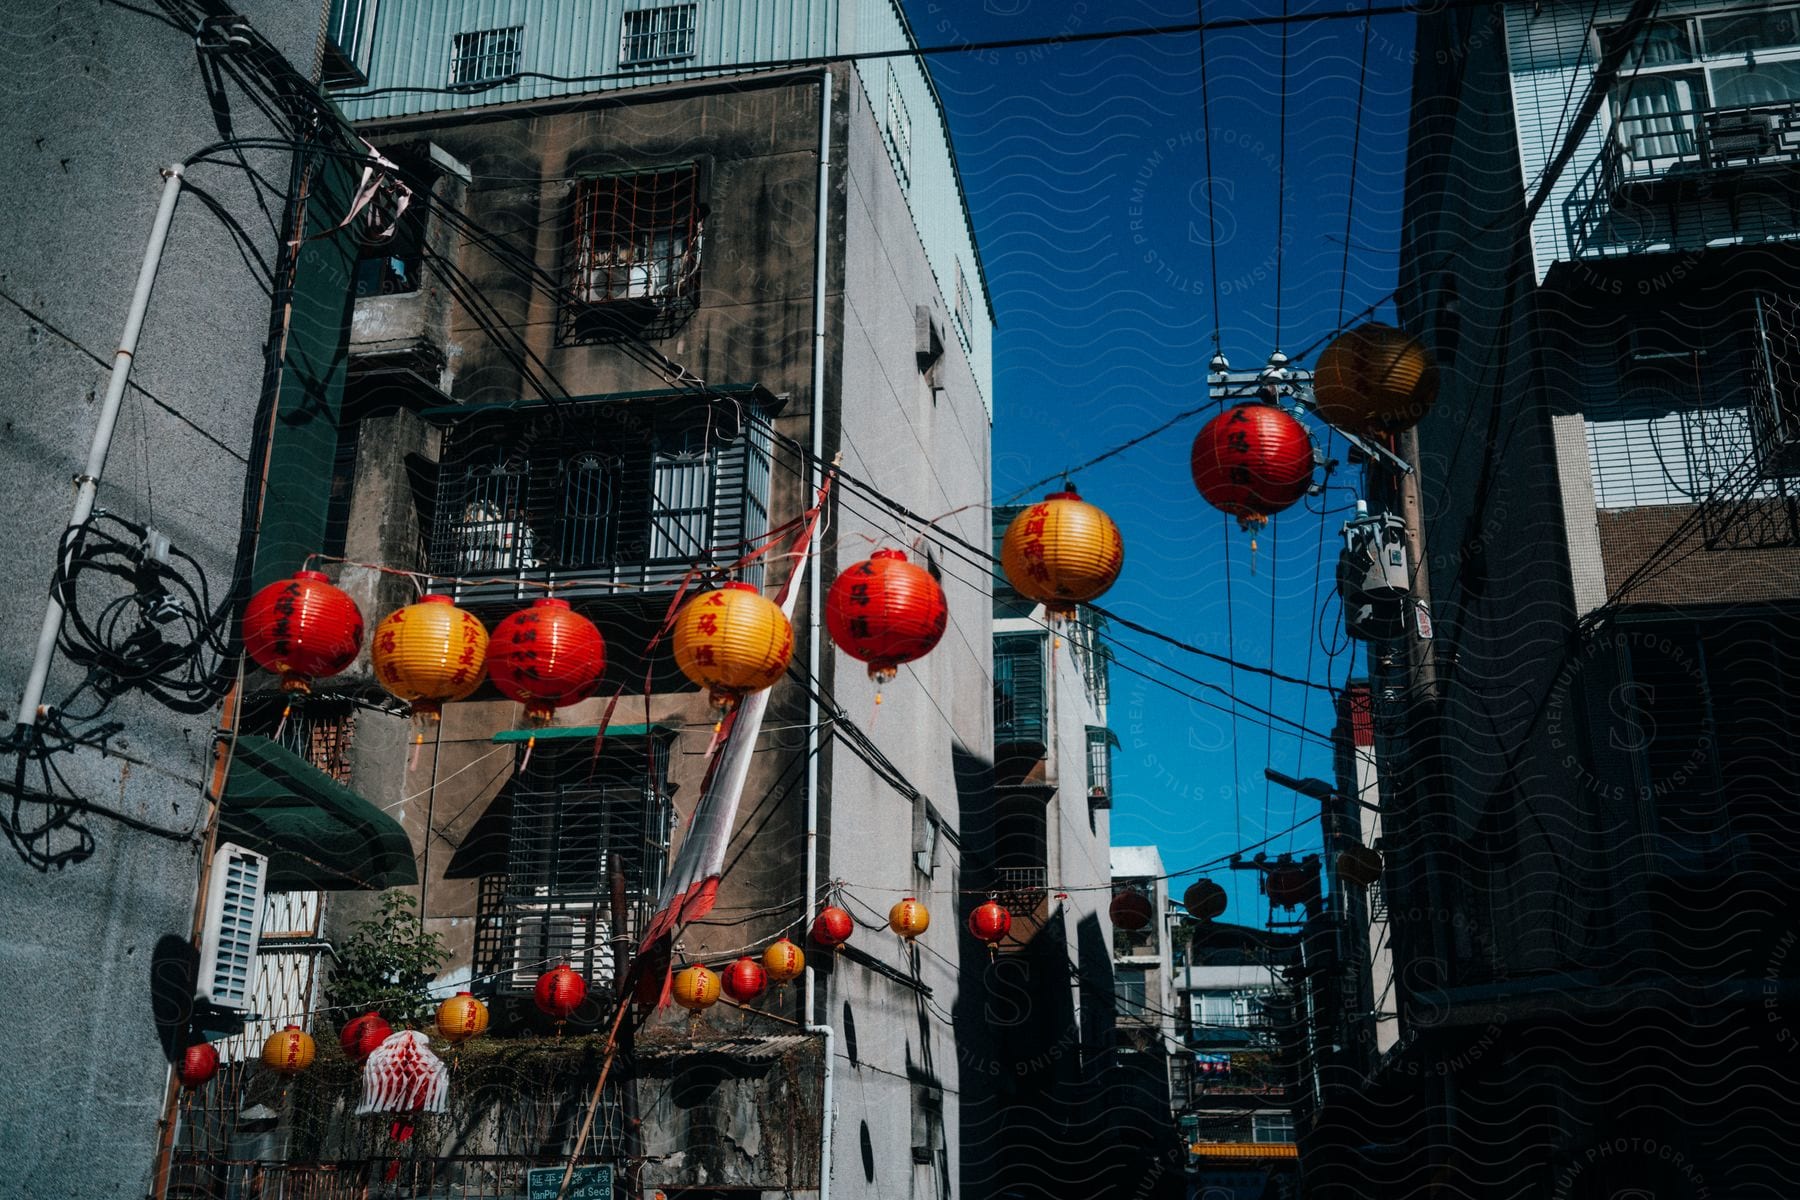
[620,5,698,66]
[450,26,523,85]
[885,66,912,189]
[1086,726,1117,803]
[476,741,673,996]
[995,866,1047,917]
[424,397,771,605]
[565,166,704,342]
[994,633,1047,743]
[954,261,973,349]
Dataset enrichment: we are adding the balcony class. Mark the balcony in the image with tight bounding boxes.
[993,633,1048,783]
[1566,99,1800,261]
[417,389,775,607]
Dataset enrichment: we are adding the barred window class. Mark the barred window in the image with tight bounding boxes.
[954,260,974,349]
[621,5,697,66]
[885,65,912,189]
[450,25,522,85]
[566,166,704,341]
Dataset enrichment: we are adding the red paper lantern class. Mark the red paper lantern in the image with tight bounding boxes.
[968,899,1013,947]
[534,964,588,1020]
[826,550,949,683]
[1182,879,1228,922]
[1266,858,1320,909]
[811,905,854,949]
[489,598,606,725]
[1190,403,1315,524]
[723,956,769,1003]
[242,570,365,693]
[339,1012,392,1063]
[1110,889,1154,931]
[177,1042,219,1090]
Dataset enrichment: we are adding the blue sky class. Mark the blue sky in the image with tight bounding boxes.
[903,0,1418,921]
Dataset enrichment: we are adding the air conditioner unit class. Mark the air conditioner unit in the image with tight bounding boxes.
[196,842,267,1011]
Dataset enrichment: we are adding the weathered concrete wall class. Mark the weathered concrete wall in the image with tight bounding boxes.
[0,3,326,1196]
[328,64,995,1197]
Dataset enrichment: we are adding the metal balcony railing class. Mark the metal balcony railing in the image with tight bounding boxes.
[1566,99,1800,260]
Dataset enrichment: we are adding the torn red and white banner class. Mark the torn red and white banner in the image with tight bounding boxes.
[637,485,829,987]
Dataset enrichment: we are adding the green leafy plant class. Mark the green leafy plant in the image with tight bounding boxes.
[323,891,448,1028]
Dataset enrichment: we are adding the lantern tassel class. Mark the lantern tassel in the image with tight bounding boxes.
[407,730,424,774]
[518,735,534,776]
[273,703,291,742]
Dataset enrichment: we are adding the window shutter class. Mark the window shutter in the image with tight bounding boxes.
[196,843,268,1011]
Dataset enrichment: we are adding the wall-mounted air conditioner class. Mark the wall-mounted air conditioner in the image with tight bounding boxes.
[195,842,267,1011]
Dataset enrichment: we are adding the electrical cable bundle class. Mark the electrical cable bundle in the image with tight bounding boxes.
[51,512,237,717]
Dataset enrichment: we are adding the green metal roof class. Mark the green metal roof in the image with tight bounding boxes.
[220,736,418,891]
[491,722,680,744]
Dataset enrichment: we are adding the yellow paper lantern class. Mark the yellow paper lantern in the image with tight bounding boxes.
[763,937,806,983]
[671,582,794,711]
[673,963,723,1012]
[1312,322,1441,436]
[261,1024,316,1076]
[999,490,1124,616]
[370,594,490,720]
[889,896,931,941]
[435,990,490,1045]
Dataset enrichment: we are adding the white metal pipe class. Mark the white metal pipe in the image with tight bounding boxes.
[14,164,184,733]
[804,65,834,1200]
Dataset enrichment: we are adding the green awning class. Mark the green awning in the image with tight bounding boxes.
[491,722,680,744]
[220,735,418,891]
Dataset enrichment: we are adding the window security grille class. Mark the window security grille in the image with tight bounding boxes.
[621,5,698,66]
[450,26,523,85]
[954,261,974,349]
[197,843,268,1010]
[475,741,673,995]
[993,633,1047,743]
[1086,726,1117,805]
[566,166,704,341]
[995,866,1047,917]
[425,397,772,605]
[885,66,912,189]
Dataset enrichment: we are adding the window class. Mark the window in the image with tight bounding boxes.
[352,159,427,299]
[566,166,705,341]
[1600,7,1800,173]
[884,66,912,189]
[477,738,674,994]
[1116,967,1149,1014]
[1086,726,1117,803]
[913,804,946,877]
[993,634,1047,742]
[427,398,772,600]
[953,260,973,350]
[450,26,523,86]
[1251,1113,1295,1143]
[324,0,377,86]
[621,5,698,66]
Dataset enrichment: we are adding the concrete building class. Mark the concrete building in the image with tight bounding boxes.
[164,1,1009,1197]
[1171,921,1300,1199]
[1308,4,1800,1195]
[0,4,358,1198]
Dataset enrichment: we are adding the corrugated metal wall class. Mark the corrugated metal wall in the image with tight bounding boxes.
[339,0,993,413]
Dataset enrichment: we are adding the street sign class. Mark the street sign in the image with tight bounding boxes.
[526,1164,613,1200]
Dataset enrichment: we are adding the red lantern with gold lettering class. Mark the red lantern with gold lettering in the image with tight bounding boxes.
[723,956,769,1003]
[242,570,364,693]
[811,905,854,950]
[534,964,588,1021]
[826,550,949,683]
[1190,403,1314,526]
[489,598,606,725]
[178,1042,219,1090]
[339,1012,392,1063]
[968,899,1012,949]
[1110,889,1153,932]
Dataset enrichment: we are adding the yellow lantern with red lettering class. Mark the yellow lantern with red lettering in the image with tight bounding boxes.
[888,896,930,941]
[261,1025,316,1076]
[435,990,490,1045]
[999,490,1124,617]
[672,582,794,711]
[673,964,723,1012]
[370,595,489,721]
[763,938,805,983]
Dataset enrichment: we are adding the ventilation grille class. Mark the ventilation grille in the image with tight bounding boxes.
[197,843,267,1010]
